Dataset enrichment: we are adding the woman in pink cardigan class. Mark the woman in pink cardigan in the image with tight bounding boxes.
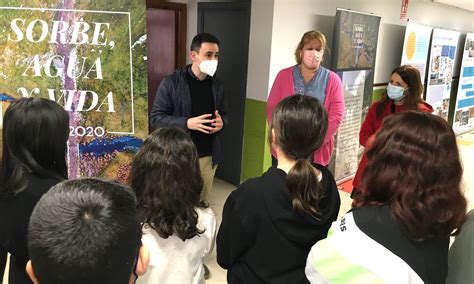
[266,31,345,166]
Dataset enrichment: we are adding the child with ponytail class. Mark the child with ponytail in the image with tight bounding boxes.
[217,95,341,284]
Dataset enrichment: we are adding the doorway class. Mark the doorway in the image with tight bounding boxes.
[198,2,251,185]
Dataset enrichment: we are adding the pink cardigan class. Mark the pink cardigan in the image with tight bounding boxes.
[266,66,345,166]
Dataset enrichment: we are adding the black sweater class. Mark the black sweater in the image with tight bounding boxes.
[217,165,341,284]
[0,174,59,284]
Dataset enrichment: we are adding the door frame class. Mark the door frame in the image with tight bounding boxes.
[146,0,187,68]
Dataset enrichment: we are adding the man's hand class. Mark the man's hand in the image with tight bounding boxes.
[187,114,214,134]
[210,110,223,134]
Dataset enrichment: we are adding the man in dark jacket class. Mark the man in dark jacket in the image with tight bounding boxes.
[149,33,228,203]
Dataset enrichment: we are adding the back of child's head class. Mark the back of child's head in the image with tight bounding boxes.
[129,127,206,240]
[356,111,466,240]
[27,178,142,284]
[270,95,328,218]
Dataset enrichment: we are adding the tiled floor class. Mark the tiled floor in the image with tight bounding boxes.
[2,132,474,283]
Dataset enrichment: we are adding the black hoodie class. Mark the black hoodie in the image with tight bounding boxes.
[217,165,341,284]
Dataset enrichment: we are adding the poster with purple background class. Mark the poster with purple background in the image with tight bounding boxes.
[0,0,148,182]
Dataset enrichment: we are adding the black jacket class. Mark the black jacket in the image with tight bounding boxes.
[0,174,59,284]
[149,65,228,165]
[217,165,341,284]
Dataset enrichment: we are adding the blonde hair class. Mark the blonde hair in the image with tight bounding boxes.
[294,31,328,64]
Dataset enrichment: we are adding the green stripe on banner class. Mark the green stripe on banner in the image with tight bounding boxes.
[241,98,268,181]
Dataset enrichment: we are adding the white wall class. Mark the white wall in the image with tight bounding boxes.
[245,0,274,101]
[268,0,474,91]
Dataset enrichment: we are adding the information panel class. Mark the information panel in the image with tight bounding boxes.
[334,70,366,181]
[425,28,460,121]
[453,33,474,134]
[401,20,432,83]
[331,9,380,182]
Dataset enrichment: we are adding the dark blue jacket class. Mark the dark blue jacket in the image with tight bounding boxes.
[150,65,228,165]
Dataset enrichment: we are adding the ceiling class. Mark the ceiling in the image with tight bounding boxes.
[432,0,474,12]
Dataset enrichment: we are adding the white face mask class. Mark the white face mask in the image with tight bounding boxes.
[197,56,218,77]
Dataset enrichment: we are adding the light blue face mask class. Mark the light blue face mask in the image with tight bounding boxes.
[387,83,407,101]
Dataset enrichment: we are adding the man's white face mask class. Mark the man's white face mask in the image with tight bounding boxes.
[198,56,218,77]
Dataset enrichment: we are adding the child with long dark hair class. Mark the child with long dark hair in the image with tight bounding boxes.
[129,127,216,284]
[0,98,69,284]
[217,95,341,283]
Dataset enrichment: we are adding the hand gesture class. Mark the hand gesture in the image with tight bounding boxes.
[187,114,214,134]
[210,110,223,133]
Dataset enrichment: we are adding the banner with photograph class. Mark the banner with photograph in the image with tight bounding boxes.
[453,33,474,134]
[425,28,460,121]
[331,9,380,71]
[331,9,380,182]
[400,20,432,84]
[0,1,148,182]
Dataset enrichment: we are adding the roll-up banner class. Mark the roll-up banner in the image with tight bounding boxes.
[0,1,148,182]
[331,8,381,182]
[400,20,433,86]
[453,33,474,134]
[425,28,460,121]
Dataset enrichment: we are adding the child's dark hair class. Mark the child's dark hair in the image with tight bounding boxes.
[269,95,328,218]
[28,178,141,284]
[0,97,69,198]
[355,112,467,240]
[129,127,207,240]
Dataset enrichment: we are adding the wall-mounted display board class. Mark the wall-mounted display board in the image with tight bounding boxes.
[0,1,148,182]
[425,28,460,121]
[453,33,474,134]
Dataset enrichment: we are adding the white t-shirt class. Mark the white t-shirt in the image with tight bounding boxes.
[137,207,216,284]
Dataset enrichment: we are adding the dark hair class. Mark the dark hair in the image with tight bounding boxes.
[355,111,467,240]
[28,178,141,284]
[269,95,328,218]
[376,65,424,117]
[190,32,220,52]
[0,98,69,198]
[129,127,206,241]
[294,30,329,64]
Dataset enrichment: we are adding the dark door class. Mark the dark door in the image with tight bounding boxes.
[198,2,251,185]
[146,1,187,134]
